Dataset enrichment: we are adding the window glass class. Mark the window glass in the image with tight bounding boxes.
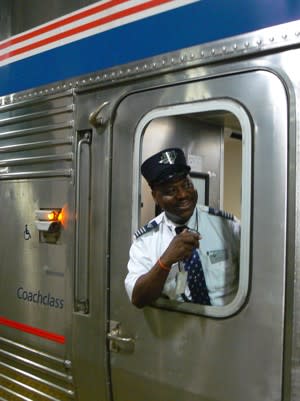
[132,100,251,317]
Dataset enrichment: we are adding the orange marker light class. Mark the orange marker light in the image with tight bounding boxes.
[58,206,68,228]
[47,212,55,221]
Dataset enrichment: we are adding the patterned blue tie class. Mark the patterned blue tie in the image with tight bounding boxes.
[184,249,211,305]
[175,226,211,305]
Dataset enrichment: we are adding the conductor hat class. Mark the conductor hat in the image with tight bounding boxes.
[141,148,191,187]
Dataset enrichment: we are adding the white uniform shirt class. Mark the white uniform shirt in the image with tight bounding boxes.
[125,205,240,306]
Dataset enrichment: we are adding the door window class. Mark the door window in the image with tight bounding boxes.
[132,99,251,317]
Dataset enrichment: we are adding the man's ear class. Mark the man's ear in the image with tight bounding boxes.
[152,189,162,208]
[151,189,158,203]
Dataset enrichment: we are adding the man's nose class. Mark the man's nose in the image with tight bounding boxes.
[176,185,189,198]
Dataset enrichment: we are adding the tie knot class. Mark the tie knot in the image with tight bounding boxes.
[175,225,188,234]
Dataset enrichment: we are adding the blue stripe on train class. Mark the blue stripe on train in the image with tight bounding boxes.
[1,0,300,96]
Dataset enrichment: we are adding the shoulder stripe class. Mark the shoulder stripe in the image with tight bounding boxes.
[208,207,234,221]
[134,220,158,239]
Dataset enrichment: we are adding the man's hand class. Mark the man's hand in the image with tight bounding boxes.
[160,229,201,267]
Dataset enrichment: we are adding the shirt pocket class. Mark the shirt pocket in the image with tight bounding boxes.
[203,249,236,291]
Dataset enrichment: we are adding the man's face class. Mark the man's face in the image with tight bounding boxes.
[152,175,198,224]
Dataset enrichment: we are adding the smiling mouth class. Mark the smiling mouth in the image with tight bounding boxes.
[177,201,193,211]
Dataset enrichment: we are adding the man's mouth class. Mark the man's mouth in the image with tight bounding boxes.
[177,200,193,211]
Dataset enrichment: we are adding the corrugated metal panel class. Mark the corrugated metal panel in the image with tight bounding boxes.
[0,91,74,180]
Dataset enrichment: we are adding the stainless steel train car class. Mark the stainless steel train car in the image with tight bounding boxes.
[1,1,300,400]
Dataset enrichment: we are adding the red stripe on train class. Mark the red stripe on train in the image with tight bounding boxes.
[0,0,173,61]
[0,0,129,50]
[0,316,65,344]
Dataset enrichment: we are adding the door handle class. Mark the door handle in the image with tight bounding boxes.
[107,321,135,352]
[107,331,135,344]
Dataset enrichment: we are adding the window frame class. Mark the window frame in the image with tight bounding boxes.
[132,99,252,317]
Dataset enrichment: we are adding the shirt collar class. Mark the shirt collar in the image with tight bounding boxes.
[163,207,197,233]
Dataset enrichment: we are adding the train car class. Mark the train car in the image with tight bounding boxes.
[0,0,300,400]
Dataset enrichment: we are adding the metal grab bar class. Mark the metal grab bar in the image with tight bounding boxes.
[74,131,91,313]
[107,332,135,344]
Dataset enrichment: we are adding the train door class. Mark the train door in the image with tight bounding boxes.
[109,70,288,401]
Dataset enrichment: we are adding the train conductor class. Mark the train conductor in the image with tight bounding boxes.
[125,148,240,308]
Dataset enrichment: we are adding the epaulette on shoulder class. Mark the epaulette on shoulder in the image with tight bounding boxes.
[134,220,159,239]
[208,207,234,221]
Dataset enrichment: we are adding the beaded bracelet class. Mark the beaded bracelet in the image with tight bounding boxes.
[158,258,171,272]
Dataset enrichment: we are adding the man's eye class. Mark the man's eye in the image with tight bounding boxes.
[165,188,176,196]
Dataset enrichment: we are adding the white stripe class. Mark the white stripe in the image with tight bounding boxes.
[0,0,113,47]
[0,0,201,67]
[0,0,146,56]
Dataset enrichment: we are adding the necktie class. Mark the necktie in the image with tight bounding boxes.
[175,226,211,305]
[184,249,211,305]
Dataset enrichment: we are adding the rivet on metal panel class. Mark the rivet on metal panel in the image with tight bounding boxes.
[211,49,215,55]
[244,42,250,48]
[233,44,238,50]
[257,39,262,46]
[282,34,287,39]
[190,53,195,59]
[222,46,226,53]
[200,51,205,57]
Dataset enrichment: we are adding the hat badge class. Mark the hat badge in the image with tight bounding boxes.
[158,150,177,165]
